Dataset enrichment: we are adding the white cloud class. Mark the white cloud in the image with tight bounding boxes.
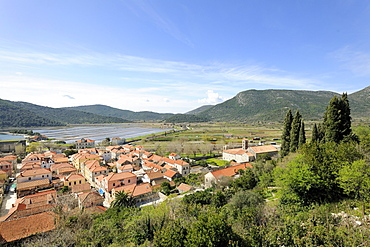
[0,43,326,113]
[332,46,370,76]
[198,90,224,104]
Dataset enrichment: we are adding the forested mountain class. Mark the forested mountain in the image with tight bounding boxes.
[0,99,64,127]
[198,87,370,122]
[1,100,131,127]
[348,86,370,119]
[185,105,213,115]
[64,104,174,122]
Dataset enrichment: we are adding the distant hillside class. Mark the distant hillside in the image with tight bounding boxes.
[65,104,174,121]
[199,89,340,122]
[0,99,64,127]
[4,100,131,125]
[164,114,210,123]
[186,105,213,115]
[348,86,370,119]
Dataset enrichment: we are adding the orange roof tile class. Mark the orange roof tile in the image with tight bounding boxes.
[16,179,51,190]
[105,172,136,182]
[17,169,51,178]
[210,163,253,179]
[249,145,278,154]
[163,169,178,178]
[0,212,55,243]
[177,183,193,192]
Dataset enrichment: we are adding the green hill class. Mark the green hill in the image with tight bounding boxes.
[0,99,64,127]
[199,89,340,122]
[64,104,174,122]
[348,86,370,119]
[185,105,213,115]
[3,100,131,125]
[197,88,370,122]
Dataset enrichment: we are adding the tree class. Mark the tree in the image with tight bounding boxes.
[280,109,293,157]
[111,191,135,209]
[339,93,352,138]
[289,111,302,152]
[338,160,370,216]
[160,181,172,195]
[185,211,241,247]
[323,94,354,143]
[311,123,319,143]
[298,120,306,147]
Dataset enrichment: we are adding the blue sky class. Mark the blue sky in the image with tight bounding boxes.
[0,0,369,113]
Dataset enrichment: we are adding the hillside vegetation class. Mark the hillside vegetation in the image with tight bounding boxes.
[64,104,173,122]
[1,100,131,127]
[199,87,370,122]
[0,99,64,127]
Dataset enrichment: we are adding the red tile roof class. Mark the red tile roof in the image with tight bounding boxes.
[210,163,253,179]
[17,168,51,178]
[0,211,56,243]
[177,183,193,192]
[249,145,278,154]
[16,179,50,190]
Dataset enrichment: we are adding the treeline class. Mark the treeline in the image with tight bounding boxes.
[10,130,41,136]
[0,99,132,127]
[164,114,210,123]
[0,100,64,127]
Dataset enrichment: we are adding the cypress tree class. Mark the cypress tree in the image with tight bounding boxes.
[311,123,318,143]
[298,120,306,147]
[323,94,353,143]
[290,110,302,152]
[280,109,293,157]
[323,96,341,143]
[339,93,352,138]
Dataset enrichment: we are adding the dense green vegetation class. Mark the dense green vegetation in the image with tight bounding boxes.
[197,87,370,122]
[0,99,132,127]
[0,99,64,127]
[8,101,131,124]
[185,105,213,115]
[164,114,210,123]
[64,104,174,122]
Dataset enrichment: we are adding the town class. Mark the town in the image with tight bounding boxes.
[0,134,279,244]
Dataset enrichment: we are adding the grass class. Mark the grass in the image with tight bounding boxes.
[206,158,229,166]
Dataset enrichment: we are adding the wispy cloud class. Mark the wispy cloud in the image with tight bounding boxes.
[332,46,370,76]
[0,44,324,112]
[123,0,193,47]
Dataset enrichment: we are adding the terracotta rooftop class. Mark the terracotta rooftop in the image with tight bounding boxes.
[17,178,50,190]
[72,183,91,193]
[62,174,85,181]
[210,163,253,180]
[0,211,56,244]
[249,145,278,154]
[223,148,253,156]
[177,183,193,192]
[163,169,178,178]
[105,172,136,182]
[114,183,152,197]
[17,168,51,178]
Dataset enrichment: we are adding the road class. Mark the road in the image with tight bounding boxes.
[0,183,16,216]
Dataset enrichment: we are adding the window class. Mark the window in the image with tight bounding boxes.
[113,183,115,186]
[42,175,44,178]
[128,179,130,183]
[28,177,31,180]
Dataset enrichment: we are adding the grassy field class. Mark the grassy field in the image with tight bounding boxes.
[132,122,288,157]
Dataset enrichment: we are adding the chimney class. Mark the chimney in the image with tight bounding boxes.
[242,138,248,150]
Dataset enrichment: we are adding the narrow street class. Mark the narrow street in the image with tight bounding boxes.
[0,183,16,216]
